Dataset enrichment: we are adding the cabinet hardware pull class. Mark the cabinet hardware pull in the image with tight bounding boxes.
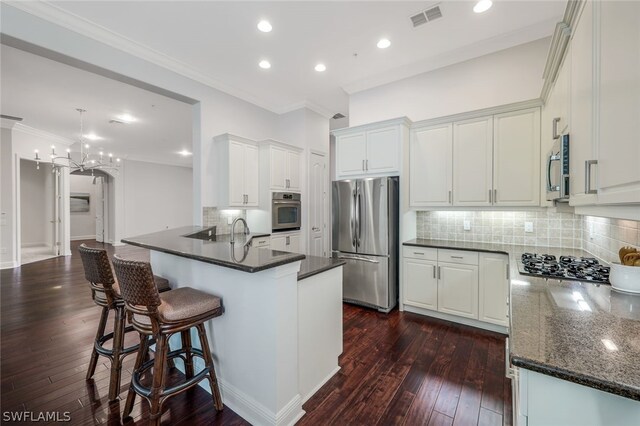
[506,264,510,280]
[493,189,497,202]
[451,256,463,259]
[362,159,365,171]
[413,252,424,255]
[286,236,290,245]
[489,189,492,203]
[437,266,441,280]
[433,265,436,279]
[552,117,561,140]
[448,190,452,204]
[585,160,598,194]
[366,159,369,171]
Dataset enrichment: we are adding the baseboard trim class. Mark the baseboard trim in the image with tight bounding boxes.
[404,304,508,335]
[301,365,340,404]
[0,260,19,269]
[20,242,48,248]
[71,235,96,241]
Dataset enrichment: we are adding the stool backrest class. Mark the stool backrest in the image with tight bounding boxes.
[112,255,161,309]
[78,243,115,285]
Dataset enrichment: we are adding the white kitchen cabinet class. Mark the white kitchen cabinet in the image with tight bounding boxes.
[410,123,453,207]
[214,134,260,208]
[270,231,300,253]
[479,252,509,327]
[596,0,640,204]
[403,257,438,311]
[268,144,302,192]
[250,235,270,248]
[333,118,408,180]
[569,1,598,206]
[437,262,479,319]
[453,117,493,206]
[493,108,541,206]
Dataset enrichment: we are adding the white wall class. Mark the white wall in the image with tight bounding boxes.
[69,174,97,240]
[122,160,193,237]
[19,159,54,246]
[0,127,16,267]
[348,38,551,126]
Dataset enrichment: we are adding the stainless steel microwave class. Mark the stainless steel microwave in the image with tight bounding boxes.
[272,192,301,232]
[546,134,570,202]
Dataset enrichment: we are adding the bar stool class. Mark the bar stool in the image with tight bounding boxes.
[111,255,224,425]
[78,244,171,402]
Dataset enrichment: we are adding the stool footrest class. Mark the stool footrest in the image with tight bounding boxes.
[95,325,139,357]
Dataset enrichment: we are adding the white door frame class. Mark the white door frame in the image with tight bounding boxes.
[308,150,329,257]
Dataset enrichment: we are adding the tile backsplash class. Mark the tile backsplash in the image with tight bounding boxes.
[582,216,640,263]
[416,211,583,248]
[416,210,640,262]
[202,207,246,235]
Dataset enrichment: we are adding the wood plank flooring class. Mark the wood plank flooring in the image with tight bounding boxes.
[1,240,511,425]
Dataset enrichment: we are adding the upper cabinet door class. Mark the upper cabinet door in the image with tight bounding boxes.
[286,150,301,191]
[410,124,453,207]
[493,108,541,206]
[453,117,493,206]
[243,144,260,206]
[336,132,367,177]
[569,1,597,206]
[228,141,246,206]
[270,146,287,190]
[365,126,400,175]
[597,0,640,204]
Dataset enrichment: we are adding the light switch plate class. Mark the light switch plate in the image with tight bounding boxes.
[463,220,471,231]
[525,221,534,233]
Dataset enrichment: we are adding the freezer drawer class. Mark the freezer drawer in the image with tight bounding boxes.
[334,252,397,312]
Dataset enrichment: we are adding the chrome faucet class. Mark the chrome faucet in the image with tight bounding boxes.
[230,218,250,244]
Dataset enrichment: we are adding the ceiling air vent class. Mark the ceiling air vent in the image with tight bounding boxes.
[410,4,443,28]
[332,113,346,120]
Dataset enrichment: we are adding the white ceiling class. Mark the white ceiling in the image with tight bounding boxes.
[36,0,565,117]
[0,45,193,167]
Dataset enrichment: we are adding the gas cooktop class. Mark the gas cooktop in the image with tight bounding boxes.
[519,253,610,284]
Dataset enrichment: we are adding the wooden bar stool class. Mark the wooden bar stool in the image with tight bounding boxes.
[111,255,224,425]
[78,244,171,402]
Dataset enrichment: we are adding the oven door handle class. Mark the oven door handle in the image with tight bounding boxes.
[272,200,301,205]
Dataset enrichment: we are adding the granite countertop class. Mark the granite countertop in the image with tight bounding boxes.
[298,256,346,281]
[403,239,640,400]
[122,226,305,273]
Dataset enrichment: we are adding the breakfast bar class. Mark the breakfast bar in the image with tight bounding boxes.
[123,227,345,426]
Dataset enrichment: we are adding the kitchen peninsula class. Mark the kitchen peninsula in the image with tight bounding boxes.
[122,226,345,426]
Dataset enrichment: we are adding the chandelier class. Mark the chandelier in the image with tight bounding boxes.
[34,108,121,173]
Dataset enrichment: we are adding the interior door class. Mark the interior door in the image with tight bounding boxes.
[357,178,389,256]
[95,176,104,242]
[332,180,357,254]
[309,152,327,257]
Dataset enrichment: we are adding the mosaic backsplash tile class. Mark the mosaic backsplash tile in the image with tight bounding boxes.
[202,207,246,235]
[416,210,583,248]
[416,211,640,262]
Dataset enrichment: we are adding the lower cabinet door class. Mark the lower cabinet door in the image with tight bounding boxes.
[437,262,479,319]
[403,258,438,310]
[479,253,509,326]
[270,235,286,251]
[288,233,301,253]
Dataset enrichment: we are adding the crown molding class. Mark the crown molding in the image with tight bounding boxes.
[277,100,334,119]
[4,1,290,115]
[12,123,75,146]
[342,18,557,95]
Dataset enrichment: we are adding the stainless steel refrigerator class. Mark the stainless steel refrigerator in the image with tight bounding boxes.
[332,177,399,313]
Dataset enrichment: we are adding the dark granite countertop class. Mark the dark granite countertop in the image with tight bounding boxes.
[122,227,304,273]
[403,239,640,400]
[298,256,345,281]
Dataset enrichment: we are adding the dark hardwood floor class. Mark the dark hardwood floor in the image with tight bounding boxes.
[1,240,511,425]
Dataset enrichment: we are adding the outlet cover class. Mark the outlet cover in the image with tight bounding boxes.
[525,221,534,233]
[463,220,471,231]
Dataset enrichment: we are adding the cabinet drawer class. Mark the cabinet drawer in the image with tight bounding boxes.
[403,246,437,261]
[252,236,271,248]
[438,249,478,265]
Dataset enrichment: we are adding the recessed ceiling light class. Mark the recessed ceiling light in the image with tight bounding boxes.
[315,63,327,72]
[115,113,137,123]
[377,38,391,49]
[473,0,493,13]
[179,149,192,157]
[83,133,102,141]
[259,60,271,69]
[257,20,272,33]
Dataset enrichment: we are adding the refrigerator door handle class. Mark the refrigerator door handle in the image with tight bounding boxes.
[336,254,380,264]
[351,189,357,247]
[356,189,362,247]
